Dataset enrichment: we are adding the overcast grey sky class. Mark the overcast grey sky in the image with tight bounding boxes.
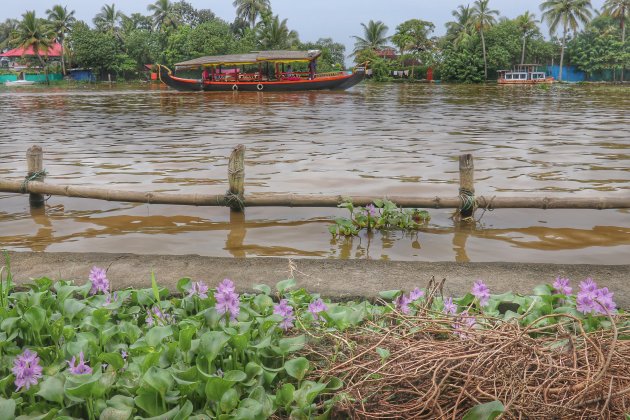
[2,0,606,57]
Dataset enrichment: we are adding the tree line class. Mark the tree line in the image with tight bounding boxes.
[0,0,628,82]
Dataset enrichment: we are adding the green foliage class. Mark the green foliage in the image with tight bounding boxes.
[462,400,505,420]
[164,20,241,65]
[439,46,485,83]
[329,199,430,237]
[300,38,346,71]
[70,21,120,75]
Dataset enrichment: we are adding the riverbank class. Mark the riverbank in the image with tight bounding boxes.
[6,251,630,306]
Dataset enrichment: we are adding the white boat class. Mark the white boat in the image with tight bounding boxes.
[5,80,36,86]
[497,64,554,84]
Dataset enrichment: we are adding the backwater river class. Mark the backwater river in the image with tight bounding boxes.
[0,82,628,263]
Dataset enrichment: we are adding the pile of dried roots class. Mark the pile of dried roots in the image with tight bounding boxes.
[306,296,630,418]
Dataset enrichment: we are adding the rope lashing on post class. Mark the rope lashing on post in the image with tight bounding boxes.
[457,187,476,222]
[20,169,47,193]
[224,191,244,210]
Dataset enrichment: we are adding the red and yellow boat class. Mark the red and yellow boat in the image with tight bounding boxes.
[158,50,365,92]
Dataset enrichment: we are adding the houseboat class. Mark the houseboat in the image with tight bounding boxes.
[158,50,365,92]
[497,64,554,84]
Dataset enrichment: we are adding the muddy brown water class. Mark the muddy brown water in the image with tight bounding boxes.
[0,82,628,263]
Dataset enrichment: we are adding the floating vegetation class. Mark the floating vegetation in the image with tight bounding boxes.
[329,199,431,237]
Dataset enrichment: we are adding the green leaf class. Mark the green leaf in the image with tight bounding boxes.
[36,376,65,404]
[151,272,160,303]
[64,370,103,401]
[378,290,401,300]
[205,376,234,401]
[134,389,162,417]
[143,367,173,396]
[462,400,505,420]
[325,377,343,391]
[376,347,390,362]
[0,396,16,420]
[234,398,263,420]
[276,335,306,355]
[223,370,247,382]
[199,331,230,363]
[145,325,173,347]
[24,306,46,332]
[220,388,239,413]
[275,383,294,408]
[253,284,271,295]
[179,325,196,353]
[284,357,309,381]
[99,352,125,370]
[533,284,553,296]
[294,381,326,409]
[176,278,192,294]
[245,362,263,378]
[275,278,297,293]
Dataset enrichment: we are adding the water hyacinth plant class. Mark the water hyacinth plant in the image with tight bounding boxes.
[329,199,430,237]
[0,258,626,418]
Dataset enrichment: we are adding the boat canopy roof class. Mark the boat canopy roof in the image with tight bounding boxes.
[175,50,321,68]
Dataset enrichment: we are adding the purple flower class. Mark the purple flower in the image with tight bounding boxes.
[217,279,236,295]
[12,349,43,391]
[274,299,296,331]
[453,310,476,339]
[188,281,209,299]
[394,293,411,314]
[409,288,424,301]
[146,305,172,326]
[103,292,118,306]
[121,350,128,360]
[553,277,572,296]
[580,278,598,293]
[215,279,240,321]
[443,297,457,315]
[594,287,617,314]
[308,298,328,322]
[471,280,490,307]
[366,204,377,217]
[67,352,92,375]
[89,266,109,295]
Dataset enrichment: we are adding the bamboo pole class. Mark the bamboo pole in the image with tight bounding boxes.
[227,144,245,211]
[458,154,475,219]
[1,178,629,209]
[26,145,45,208]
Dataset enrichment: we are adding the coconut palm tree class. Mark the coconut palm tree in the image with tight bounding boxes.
[93,3,123,35]
[147,0,179,32]
[446,4,475,47]
[11,11,53,83]
[233,0,271,30]
[352,20,389,55]
[515,11,539,64]
[0,19,19,50]
[46,5,75,75]
[471,0,499,80]
[257,14,298,50]
[540,0,593,81]
[603,0,629,80]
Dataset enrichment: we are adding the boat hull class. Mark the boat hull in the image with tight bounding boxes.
[158,65,364,92]
[5,80,36,87]
[498,78,554,85]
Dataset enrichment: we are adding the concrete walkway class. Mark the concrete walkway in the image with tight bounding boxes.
[6,251,630,306]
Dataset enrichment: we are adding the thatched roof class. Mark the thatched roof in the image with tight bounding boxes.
[175,50,321,68]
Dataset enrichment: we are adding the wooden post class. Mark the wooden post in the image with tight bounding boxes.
[26,145,45,207]
[227,144,245,211]
[458,154,475,219]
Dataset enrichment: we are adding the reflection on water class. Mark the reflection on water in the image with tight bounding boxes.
[0,83,628,262]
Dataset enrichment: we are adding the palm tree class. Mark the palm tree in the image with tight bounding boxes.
[257,14,298,49]
[11,11,53,83]
[147,0,179,32]
[0,19,19,49]
[352,20,389,55]
[515,11,538,64]
[471,0,499,80]
[603,0,629,80]
[93,3,123,35]
[446,5,475,47]
[46,5,75,75]
[540,0,592,81]
[233,0,271,30]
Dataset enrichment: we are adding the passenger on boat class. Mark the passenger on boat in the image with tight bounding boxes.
[202,68,210,81]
